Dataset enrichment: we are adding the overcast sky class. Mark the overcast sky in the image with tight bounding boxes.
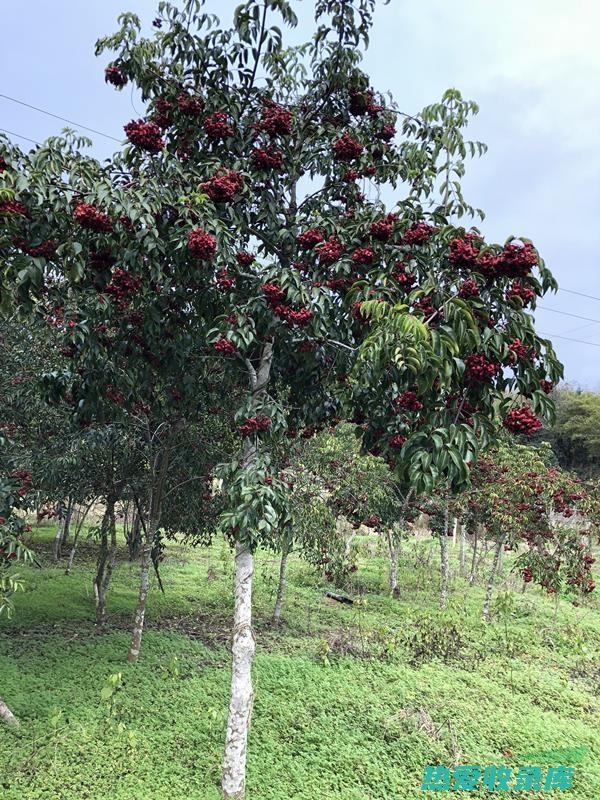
[2,1,599,388]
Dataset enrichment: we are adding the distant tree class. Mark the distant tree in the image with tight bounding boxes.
[545,388,600,477]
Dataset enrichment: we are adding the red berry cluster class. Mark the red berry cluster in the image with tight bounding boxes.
[297,228,324,249]
[251,145,283,171]
[281,308,313,327]
[506,280,535,307]
[105,65,127,87]
[177,92,204,116]
[412,295,438,319]
[457,278,480,299]
[105,269,143,305]
[152,98,174,128]
[351,301,369,325]
[188,229,217,260]
[348,88,375,115]
[352,247,374,265]
[503,406,542,435]
[203,112,234,141]
[507,338,532,363]
[262,282,286,304]
[333,132,364,162]
[403,222,435,245]
[464,353,500,382]
[236,250,255,267]
[124,119,165,153]
[0,200,28,217]
[316,235,343,265]
[256,100,292,137]
[376,123,395,142]
[11,470,33,498]
[522,567,533,583]
[216,268,234,290]
[500,241,538,277]
[370,218,394,241]
[395,390,423,411]
[540,379,553,394]
[388,433,407,449]
[14,238,56,258]
[73,202,113,232]
[214,337,236,354]
[392,262,416,291]
[238,415,272,436]
[449,234,481,268]
[106,385,125,405]
[0,156,7,173]
[201,170,244,202]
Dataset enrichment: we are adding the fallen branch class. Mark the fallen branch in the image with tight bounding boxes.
[325,592,354,605]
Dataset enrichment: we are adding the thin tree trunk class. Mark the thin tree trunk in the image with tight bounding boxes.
[387,529,401,598]
[127,434,173,663]
[52,511,65,562]
[469,526,479,586]
[60,498,74,548]
[0,697,19,728]
[222,541,255,800]
[458,523,466,577]
[222,340,272,800]
[127,542,151,663]
[65,499,95,576]
[93,499,116,626]
[272,537,290,624]
[439,528,449,609]
[483,536,506,621]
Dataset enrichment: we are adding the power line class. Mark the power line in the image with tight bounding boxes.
[538,331,600,348]
[537,305,600,325]
[558,287,600,303]
[0,93,122,143]
[0,128,41,146]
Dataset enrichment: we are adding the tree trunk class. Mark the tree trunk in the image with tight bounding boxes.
[468,526,479,586]
[222,340,272,800]
[387,529,401,598]
[483,536,506,621]
[52,513,64,562]
[0,697,19,728]
[458,523,466,577]
[127,542,151,664]
[272,538,290,624]
[127,513,142,561]
[93,500,116,626]
[439,532,449,609]
[60,498,74,548]
[222,541,255,800]
[65,499,94,576]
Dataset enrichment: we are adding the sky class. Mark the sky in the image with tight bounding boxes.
[1,0,599,387]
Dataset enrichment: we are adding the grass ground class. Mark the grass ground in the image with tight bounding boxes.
[1,525,599,799]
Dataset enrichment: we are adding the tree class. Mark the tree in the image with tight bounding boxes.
[454,442,595,618]
[544,388,600,477]
[0,0,565,796]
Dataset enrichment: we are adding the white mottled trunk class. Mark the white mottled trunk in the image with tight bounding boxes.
[272,540,289,624]
[439,531,449,609]
[469,526,479,585]
[483,536,506,621]
[222,542,255,800]
[127,543,151,663]
[0,697,19,728]
[439,505,450,609]
[52,519,64,562]
[387,529,401,598]
[458,524,466,576]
